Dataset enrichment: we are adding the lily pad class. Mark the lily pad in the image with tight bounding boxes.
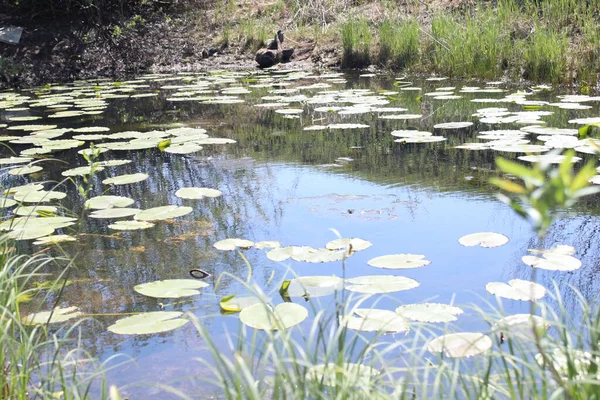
[134,205,192,221]
[85,196,135,209]
[493,314,549,340]
[486,279,546,301]
[14,205,57,216]
[458,232,508,248]
[367,254,430,269]
[102,173,149,185]
[396,303,464,323]
[253,240,281,250]
[108,220,155,230]
[527,245,575,256]
[239,302,308,330]
[345,275,419,294]
[107,311,188,335]
[427,332,492,358]
[23,306,83,325]
[8,165,43,176]
[284,276,344,298]
[13,190,66,203]
[213,238,254,251]
[434,122,473,129]
[326,238,372,252]
[521,253,582,271]
[344,309,409,333]
[219,295,263,313]
[62,165,105,177]
[134,279,209,298]
[6,226,55,240]
[33,234,77,245]
[89,208,141,219]
[175,187,222,199]
[0,198,17,208]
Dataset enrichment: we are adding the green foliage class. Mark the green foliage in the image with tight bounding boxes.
[341,17,372,68]
[378,18,420,69]
[523,28,569,83]
[490,150,599,236]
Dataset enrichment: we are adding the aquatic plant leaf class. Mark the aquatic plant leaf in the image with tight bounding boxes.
[343,309,409,333]
[107,311,188,335]
[427,332,492,358]
[486,279,546,301]
[519,154,581,164]
[89,208,141,219]
[62,165,105,176]
[253,240,281,250]
[521,253,582,271]
[434,122,473,129]
[291,247,346,263]
[493,314,549,340]
[219,295,263,313]
[23,306,83,325]
[163,144,204,154]
[97,159,132,167]
[239,303,308,330]
[345,275,419,294]
[326,238,372,252]
[213,238,254,251]
[6,226,55,240]
[368,254,430,269]
[0,198,17,208]
[527,245,575,256]
[0,156,33,165]
[327,123,370,129]
[266,246,295,261]
[306,363,379,387]
[134,205,192,221]
[396,303,464,323]
[102,173,149,185]
[8,165,43,175]
[134,279,209,298]
[175,187,222,199]
[285,276,344,298]
[33,234,77,245]
[0,216,76,231]
[14,205,57,216]
[458,232,508,248]
[108,220,155,230]
[85,196,135,209]
[13,190,66,203]
[73,126,110,133]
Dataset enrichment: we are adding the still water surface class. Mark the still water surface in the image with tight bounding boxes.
[2,70,600,397]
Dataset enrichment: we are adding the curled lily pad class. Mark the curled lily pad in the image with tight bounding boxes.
[396,303,464,323]
[306,363,379,387]
[326,238,372,252]
[367,254,430,269]
[9,165,43,176]
[219,295,263,313]
[345,275,419,294]
[486,279,546,301]
[89,208,141,219]
[175,187,222,199]
[134,205,192,221]
[33,234,77,245]
[343,309,409,333]
[284,276,344,298]
[134,279,209,298]
[107,311,188,335]
[239,303,308,330]
[458,232,508,248]
[521,253,582,271]
[23,306,83,325]
[108,220,155,230]
[427,332,492,358]
[102,173,149,185]
[213,238,254,251]
[85,196,135,209]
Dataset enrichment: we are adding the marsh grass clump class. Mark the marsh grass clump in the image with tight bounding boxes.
[522,28,569,83]
[342,17,372,68]
[378,18,420,70]
[237,17,272,51]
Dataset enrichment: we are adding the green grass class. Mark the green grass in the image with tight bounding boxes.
[378,18,420,70]
[341,17,372,68]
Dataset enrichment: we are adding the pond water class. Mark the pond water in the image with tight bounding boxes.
[2,70,600,398]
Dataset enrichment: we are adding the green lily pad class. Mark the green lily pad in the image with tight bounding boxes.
[0,216,76,231]
[89,208,141,219]
[13,190,66,203]
[134,279,209,298]
[213,238,254,251]
[284,276,344,298]
[62,165,105,177]
[239,303,308,330]
[427,332,492,358]
[343,309,409,333]
[108,220,155,230]
[0,157,33,165]
[107,311,188,335]
[134,205,192,221]
[4,183,44,195]
[396,303,464,323]
[458,232,509,248]
[23,306,83,325]
[8,165,43,176]
[486,279,546,301]
[102,173,149,185]
[6,226,55,240]
[219,295,263,313]
[33,234,77,245]
[175,187,222,199]
[0,198,17,208]
[14,205,57,216]
[325,238,372,252]
[85,196,135,209]
[345,275,419,294]
[367,254,430,269]
[163,144,204,154]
